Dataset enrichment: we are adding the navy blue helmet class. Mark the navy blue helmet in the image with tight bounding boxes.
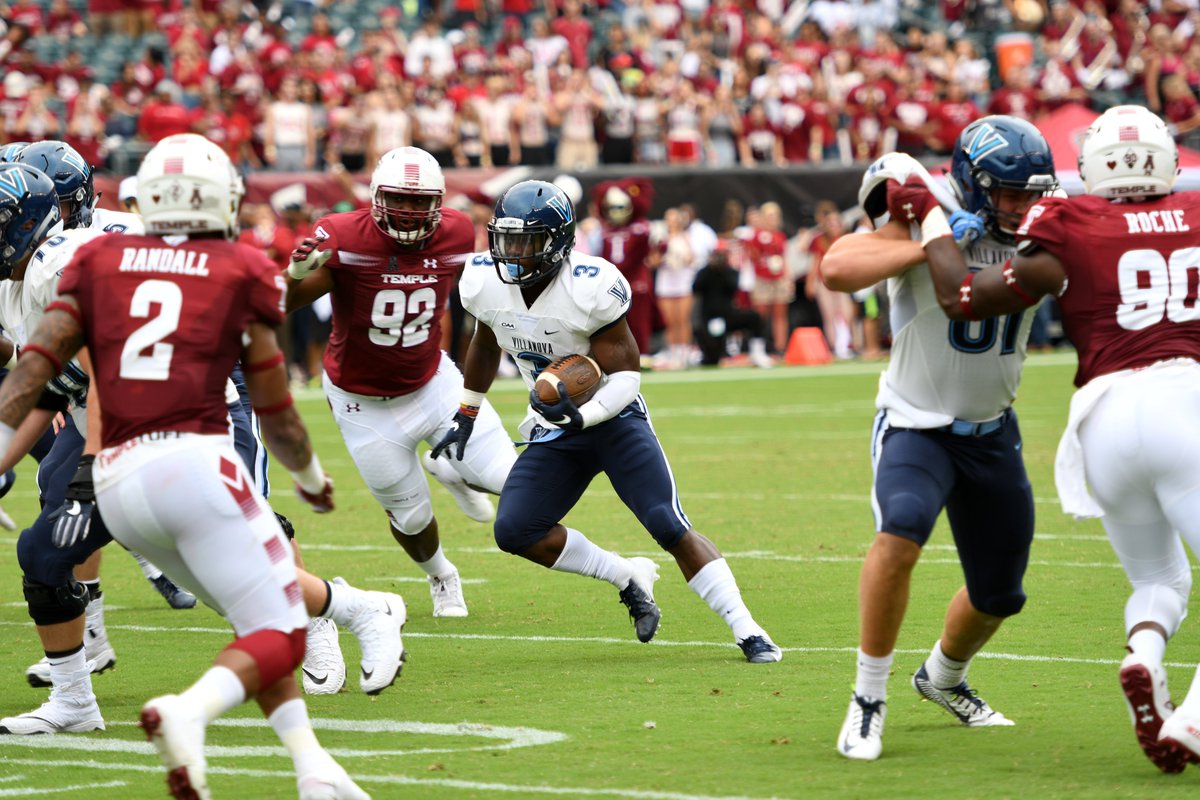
[0,142,29,163]
[0,163,63,279]
[16,140,95,229]
[488,180,576,287]
[949,116,1058,243]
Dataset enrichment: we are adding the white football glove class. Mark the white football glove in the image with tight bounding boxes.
[288,236,332,280]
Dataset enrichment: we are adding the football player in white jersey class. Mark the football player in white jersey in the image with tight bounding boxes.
[820,117,1058,760]
[431,180,781,662]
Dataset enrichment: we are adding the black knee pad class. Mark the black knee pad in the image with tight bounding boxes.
[881,491,936,546]
[493,512,540,555]
[971,587,1027,619]
[23,576,89,625]
[642,505,687,549]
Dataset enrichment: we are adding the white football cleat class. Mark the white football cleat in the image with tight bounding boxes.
[1120,652,1192,773]
[421,451,495,523]
[0,691,105,734]
[298,759,372,800]
[27,643,116,689]
[429,569,468,618]
[346,590,406,695]
[837,692,885,761]
[1159,707,1200,769]
[140,694,209,799]
[912,664,1014,727]
[303,617,346,696]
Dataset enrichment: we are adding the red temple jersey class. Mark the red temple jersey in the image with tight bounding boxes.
[600,220,652,295]
[313,207,473,396]
[1017,192,1200,387]
[57,235,286,448]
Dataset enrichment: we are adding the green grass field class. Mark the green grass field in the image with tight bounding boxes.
[1,353,1198,799]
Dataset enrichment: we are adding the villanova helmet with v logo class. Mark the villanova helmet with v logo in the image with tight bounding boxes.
[949,115,1058,244]
[488,180,576,288]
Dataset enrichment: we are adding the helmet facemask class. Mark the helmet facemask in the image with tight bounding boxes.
[372,186,442,243]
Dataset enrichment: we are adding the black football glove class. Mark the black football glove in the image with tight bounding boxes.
[431,405,479,461]
[530,382,584,430]
[48,455,96,549]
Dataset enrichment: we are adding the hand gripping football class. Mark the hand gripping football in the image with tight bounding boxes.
[535,354,603,405]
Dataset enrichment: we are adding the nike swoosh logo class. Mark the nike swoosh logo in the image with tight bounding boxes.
[361,667,374,681]
[65,501,81,517]
[302,669,328,685]
[544,330,560,335]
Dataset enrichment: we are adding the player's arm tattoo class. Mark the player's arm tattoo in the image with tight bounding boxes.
[0,305,85,429]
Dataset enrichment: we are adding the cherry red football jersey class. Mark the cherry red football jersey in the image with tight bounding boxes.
[57,235,286,448]
[312,207,473,396]
[1017,192,1200,387]
[600,220,652,295]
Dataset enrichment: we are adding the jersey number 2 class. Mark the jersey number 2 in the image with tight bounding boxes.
[369,287,436,347]
[120,280,181,381]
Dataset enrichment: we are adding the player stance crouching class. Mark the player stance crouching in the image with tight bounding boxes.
[0,137,368,798]
[433,180,781,662]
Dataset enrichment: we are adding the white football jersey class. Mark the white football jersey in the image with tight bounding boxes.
[877,232,1032,427]
[459,250,633,438]
[90,207,144,235]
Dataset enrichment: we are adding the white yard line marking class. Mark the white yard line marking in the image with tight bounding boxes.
[0,758,780,800]
[0,780,127,797]
[362,576,489,585]
[0,620,1169,668]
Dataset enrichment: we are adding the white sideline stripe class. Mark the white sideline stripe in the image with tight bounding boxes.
[0,759,778,800]
[0,620,1167,668]
[0,781,127,797]
[2,718,565,759]
[0,777,23,784]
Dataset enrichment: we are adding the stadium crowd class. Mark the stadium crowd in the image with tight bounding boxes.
[0,0,1193,369]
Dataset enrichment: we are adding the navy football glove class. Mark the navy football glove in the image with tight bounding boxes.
[431,405,479,461]
[530,382,584,430]
[49,455,96,549]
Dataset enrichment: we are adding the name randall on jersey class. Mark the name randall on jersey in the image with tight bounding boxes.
[119,247,210,276]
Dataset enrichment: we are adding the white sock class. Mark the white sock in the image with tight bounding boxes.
[47,645,94,702]
[550,528,634,588]
[82,582,108,647]
[321,579,364,627]
[854,648,892,700]
[269,698,329,779]
[1128,628,1167,665]
[131,550,163,581]
[686,558,758,641]
[416,545,455,579]
[178,665,246,724]
[924,640,969,689]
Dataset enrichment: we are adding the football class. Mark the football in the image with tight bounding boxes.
[535,354,603,406]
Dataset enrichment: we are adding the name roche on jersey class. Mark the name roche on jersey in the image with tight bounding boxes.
[119,247,210,276]
[1124,209,1191,234]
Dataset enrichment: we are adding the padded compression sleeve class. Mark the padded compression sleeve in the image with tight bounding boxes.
[580,370,640,429]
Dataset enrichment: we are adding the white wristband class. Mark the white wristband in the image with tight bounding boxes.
[920,207,954,248]
[461,389,486,408]
[289,453,325,494]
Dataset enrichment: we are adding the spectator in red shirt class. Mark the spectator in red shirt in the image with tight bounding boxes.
[7,1,46,34]
[300,12,338,54]
[138,80,193,143]
[929,79,980,154]
[551,0,593,69]
[1162,74,1200,148]
[987,66,1041,120]
[46,0,86,40]
[746,201,791,355]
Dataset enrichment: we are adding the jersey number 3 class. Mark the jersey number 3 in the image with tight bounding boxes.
[120,280,181,381]
[369,287,436,347]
